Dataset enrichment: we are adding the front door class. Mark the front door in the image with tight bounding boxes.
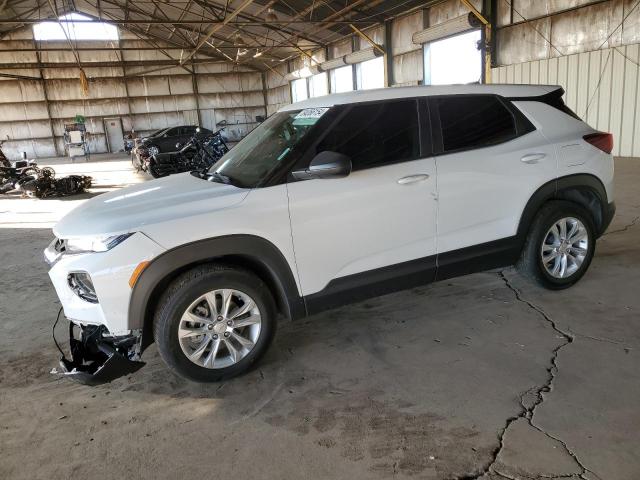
[286,99,438,311]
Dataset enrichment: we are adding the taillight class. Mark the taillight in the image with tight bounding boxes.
[583,132,613,154]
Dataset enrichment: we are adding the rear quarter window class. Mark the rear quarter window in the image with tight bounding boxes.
[434,95,517,153]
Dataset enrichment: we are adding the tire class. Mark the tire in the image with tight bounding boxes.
[148,160,162,178]
[153,263,277,382]
[517,200,596,290]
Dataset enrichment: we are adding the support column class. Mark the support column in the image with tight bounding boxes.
[384,19,394,87]
[260,72,269,119]
[118,42,135,135]
[33,39,60,156]
[191,64,203,127]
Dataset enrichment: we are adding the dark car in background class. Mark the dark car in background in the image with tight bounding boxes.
[138,126,213,156]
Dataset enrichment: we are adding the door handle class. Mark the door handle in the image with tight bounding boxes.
[397,174,430,185]
[521,153,547,164]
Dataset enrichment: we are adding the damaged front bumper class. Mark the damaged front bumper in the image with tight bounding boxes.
[52,315,145,386]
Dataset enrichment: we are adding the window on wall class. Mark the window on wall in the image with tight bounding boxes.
[435,96,516,152]
[424,30,481,85]
[330,65,354,93]
[291,78,308,103]
[309,72,328,98]
[34,13,118,41]
[356,57,385,90]
[317,100,420,170]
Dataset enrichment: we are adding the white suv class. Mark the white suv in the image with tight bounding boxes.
[45,84,615,384]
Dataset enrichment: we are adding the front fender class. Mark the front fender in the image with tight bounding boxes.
[128,234,306,350]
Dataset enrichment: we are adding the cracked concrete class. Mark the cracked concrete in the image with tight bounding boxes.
[1,156,639,479]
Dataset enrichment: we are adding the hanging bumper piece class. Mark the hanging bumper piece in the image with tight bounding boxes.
[52,316,145,386]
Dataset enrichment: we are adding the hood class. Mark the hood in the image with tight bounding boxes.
[54,173,249,238]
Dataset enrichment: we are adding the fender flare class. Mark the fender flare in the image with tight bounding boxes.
[516,173,610,242]
[128,235,306,348]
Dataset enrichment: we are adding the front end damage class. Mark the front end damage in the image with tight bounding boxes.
[52,312,145,385]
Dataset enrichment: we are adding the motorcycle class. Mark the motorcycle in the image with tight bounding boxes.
[0,160,55,194]
[0,140,10,168]
[18,172,92,199]
[139,128,229,179]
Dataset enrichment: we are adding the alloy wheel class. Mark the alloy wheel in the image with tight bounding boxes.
[540,216,589,279]
[178,289,262,369]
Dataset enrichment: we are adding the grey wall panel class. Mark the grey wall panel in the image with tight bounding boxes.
[198,92,264,109]
[2,139,57,159]
[0,102,49,122]
[392,11,423,56]
[429,0,481,25]
[393,50,424,86]
[0,80,45,103]
[48,98,130,119]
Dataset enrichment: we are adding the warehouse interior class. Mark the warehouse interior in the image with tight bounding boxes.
[1,1,639,479]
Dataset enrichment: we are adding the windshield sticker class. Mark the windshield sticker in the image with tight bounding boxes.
[293,107,329,125]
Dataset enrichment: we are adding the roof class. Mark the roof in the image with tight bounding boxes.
[280,84,561,111]
[0,0,439,71]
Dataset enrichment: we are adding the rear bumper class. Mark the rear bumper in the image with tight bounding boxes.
[601,201,616,235]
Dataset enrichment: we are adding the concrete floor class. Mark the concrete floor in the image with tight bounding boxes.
[0,156,638,480]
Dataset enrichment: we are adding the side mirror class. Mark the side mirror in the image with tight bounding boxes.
[292,151,352,180]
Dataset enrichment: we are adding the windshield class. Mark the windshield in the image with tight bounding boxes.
[207,108,329,188]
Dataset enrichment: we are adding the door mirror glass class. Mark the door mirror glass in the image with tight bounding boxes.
[292,151,352,180]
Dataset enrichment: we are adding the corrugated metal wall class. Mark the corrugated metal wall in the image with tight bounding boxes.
[0,28,266,160]
[492,44,640,157]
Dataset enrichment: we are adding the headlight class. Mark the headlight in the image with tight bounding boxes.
[65,233,134,253]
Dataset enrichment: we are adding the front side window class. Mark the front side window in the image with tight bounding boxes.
[316,99,420,171]
[209,108,329,188]
[435,96,516,153]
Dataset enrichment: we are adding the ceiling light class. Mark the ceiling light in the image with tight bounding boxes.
[266,8,278,23]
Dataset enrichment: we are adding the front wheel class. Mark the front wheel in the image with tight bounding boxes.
[517,200,596,289]
[148,160,163,178]
[153,264,276,382]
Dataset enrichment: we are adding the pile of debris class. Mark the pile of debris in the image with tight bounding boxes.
[0,160,92,199]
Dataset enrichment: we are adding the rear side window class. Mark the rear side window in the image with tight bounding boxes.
[435,95,517,153]
[316,99,420,170]
[542,90,581,120]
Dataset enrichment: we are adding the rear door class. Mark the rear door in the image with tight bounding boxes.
[286,99,438,309]
[430,95,557,272]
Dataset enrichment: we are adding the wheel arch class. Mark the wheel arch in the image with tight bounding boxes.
[517,173,611,243]
[129,235,306,351]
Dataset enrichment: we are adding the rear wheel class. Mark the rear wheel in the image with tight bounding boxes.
[517,200,596,289]
[153,264,276,382]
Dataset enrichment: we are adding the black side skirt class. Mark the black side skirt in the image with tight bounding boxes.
[305,236,521,316]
